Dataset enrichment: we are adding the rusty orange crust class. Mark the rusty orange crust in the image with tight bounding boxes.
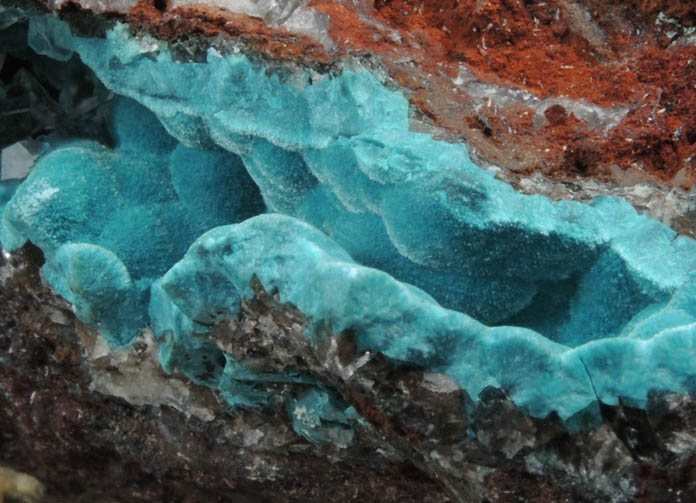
[46,0,696,187]
[127,1,332,65]
[309,0,696,186]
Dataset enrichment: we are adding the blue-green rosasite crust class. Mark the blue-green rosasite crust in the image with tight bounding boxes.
[1,97,265,347]
[1,15,695,428]
[61,20,696,346]
[153,215,696,426]
[152,215,592,424]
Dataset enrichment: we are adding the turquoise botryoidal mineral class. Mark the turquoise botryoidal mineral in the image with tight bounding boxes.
[150,214,696,427]
[2,13,696,439]
[1,97,265,346]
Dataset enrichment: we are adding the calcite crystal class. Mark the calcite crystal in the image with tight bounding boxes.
[2,1,696,502]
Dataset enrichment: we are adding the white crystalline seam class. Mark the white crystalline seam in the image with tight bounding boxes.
[294,404,308,420]
[422,372,461,394]
[454,65,628,133]
[171,0,308,24]
[282,7,334,50]
[172,0,266,17]
[49,0,335,48]
[1,142,38,181]
[171,0,334,49]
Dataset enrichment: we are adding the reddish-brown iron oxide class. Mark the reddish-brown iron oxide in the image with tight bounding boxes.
[50,0,696,187]
[127,0,332,65]
[309,0,696,186]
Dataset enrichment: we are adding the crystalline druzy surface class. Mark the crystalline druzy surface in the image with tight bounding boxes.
[2,15,696,428]
[151,214,696,426]
[1,96,264,346]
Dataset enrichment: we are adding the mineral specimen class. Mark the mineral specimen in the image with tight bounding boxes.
[2,1,696,502]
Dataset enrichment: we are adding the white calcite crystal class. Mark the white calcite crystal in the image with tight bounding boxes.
[0,141,41,181]
[171,0,334,48]
[38,0,335,48]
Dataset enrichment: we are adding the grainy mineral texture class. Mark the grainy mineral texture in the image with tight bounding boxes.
[2,1,696,502]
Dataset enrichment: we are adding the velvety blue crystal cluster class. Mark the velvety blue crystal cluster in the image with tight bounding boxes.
[2,15,696,438]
